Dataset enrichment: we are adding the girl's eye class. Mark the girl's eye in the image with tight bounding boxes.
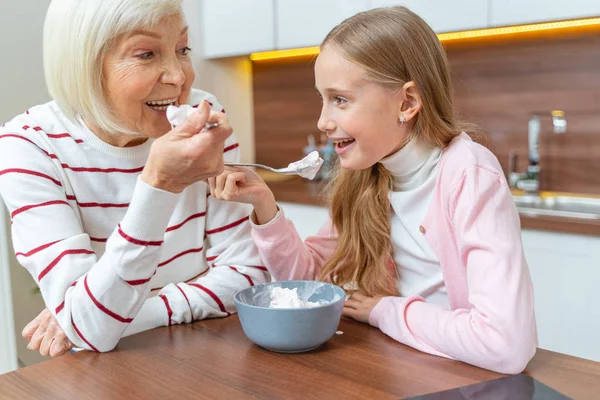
[334,96,348,105]
[178,46,192,56]
[137,51,154,60]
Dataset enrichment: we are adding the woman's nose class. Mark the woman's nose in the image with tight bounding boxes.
[161,59,186,86]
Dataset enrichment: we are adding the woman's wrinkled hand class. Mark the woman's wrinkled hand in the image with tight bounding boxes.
[23,308,73,357]
[208,166,278,225]
[142,100,232,193]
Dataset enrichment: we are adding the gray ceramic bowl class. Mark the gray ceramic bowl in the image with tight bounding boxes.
[234,280,345,353]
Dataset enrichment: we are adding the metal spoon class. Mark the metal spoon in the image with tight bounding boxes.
[223,162,314,175]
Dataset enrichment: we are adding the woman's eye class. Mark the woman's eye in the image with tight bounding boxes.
[178,46,192,56]
[137,51,154,60]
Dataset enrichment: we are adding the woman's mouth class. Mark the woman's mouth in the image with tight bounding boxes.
[146,98,178,111]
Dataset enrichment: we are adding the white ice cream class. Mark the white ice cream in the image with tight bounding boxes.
[269,287,321,308]
[286,151,324,180]
[166,104,196,128]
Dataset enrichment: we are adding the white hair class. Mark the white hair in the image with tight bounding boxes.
[44,0,184,135]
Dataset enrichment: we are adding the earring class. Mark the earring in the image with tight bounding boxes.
[399,115,405,124]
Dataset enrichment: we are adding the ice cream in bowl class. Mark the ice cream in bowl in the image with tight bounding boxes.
[234,281,346,353]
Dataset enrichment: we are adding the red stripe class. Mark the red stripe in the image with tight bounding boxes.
[189,283,230,315]
[11,200,69,219]
[158,247,203,267]
[0,134,59,160]
[0,134,37,147]
[84,275,133,323]
[253,266,268,271]
[54,282,78,315]
[175,284,193,319]
[37,130,83,144]
[150,268,209,292]
[184,268,209,283]
[67,195,129,208]
[117,224,163,246]
[0,168,62,186]
[76,201,129,208]
[90,237,108,243]
[206,255,218,262]
[71,314,99,352]
[125,277,153,286]
[15,240,61,258]
[38,249,95,281]
[205,216,249,235]
[159,294,173,326]
[166,212,206,232]
[26,110,29,115]
[61,164,144,174]
[230,266,254,286]
[223,143,239,153]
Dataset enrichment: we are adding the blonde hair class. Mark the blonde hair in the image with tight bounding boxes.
[319,6,477,296]
[44,0,184,135]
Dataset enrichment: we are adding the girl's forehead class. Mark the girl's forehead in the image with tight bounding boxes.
[315,49,367,88]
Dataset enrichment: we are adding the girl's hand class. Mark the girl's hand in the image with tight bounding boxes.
[23,308,73,357]
[208,166,278,225]
[343,292,384,324]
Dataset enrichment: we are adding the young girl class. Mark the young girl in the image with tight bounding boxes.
[209,6,537,374]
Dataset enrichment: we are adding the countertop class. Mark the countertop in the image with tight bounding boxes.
[1,316,599,399]
[260,173,600,236]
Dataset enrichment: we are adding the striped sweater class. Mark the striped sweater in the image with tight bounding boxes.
[0,89,269,352]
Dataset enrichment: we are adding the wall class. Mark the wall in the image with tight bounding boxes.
[253,28,600,194]
[183,0,255,163]
[0,0,53,369]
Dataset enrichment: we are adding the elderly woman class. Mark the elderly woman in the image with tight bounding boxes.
[0,0,268,356]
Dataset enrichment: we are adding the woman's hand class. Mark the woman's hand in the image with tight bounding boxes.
[343,292,384,324]
[141,100,232,193]
[22,308,73,357]
[208,166,278,225]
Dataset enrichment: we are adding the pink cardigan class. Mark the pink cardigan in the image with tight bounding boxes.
[251,133,537,374]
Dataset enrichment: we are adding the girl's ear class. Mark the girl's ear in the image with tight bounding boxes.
[397,81,422,123]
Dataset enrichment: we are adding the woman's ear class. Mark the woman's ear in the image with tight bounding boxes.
[397,81,422,123]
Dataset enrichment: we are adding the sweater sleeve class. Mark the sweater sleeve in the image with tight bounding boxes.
[0,127,180,352]
[250,209,338,281]
[122,132,270,337]
[369,165,537,374]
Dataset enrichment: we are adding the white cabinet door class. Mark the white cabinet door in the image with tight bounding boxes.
[521,229,600,362]
[200,0,275,58]
[370,1,488,33]
[491,0,600,27]
[275,0,370,49]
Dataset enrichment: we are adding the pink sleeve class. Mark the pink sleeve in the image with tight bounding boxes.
[251,209,338,281]
[369,165,537,374]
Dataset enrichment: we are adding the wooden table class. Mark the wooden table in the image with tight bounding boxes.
[1,316,599,399]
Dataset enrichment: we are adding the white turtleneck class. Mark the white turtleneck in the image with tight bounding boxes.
[379,139,449,308]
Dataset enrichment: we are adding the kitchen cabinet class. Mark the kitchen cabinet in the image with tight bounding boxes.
[275,0,370,49]
[370,0,488,33]
[490,0,600,27]
[522,229,600,362]
[199,0,275,58]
